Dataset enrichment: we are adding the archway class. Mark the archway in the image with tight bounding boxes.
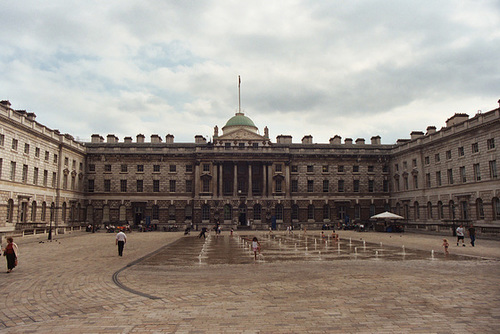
[238,203,247,225]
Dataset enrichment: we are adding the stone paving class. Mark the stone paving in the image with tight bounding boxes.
[0,230,498,333]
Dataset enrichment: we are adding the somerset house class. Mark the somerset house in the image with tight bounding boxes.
[0,98,499,236]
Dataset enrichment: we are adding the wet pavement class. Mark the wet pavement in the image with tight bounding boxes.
[0,230,499,333]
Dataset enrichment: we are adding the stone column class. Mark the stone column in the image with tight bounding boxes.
[212,162,218,197]
[219,164,223,198]
[194,163,200,197]
[263,164,267,197]
[233,163,238,196]
[248,163,253,197]
[267,164,273,196]
[285,163,291,198]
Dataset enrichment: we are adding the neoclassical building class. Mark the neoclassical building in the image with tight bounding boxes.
[1,98,499,235]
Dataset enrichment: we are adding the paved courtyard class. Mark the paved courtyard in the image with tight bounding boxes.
[0,230,499,333]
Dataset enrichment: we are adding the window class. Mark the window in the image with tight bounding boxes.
[291,165,298,173]
[276,179,282,193]
[137,165,144,172]
[353,165,359,173]
[275,204,283,220]
[438,201,443,219]
[413,175,418,189]
[426,173,431,188]
[45,151,49,161]
[136,180,143,192]
[322,165,329,173]
[338,165,344,173]
[291,205,299,220]
[104,164,111,172]
[436,171,442,186]
[0,134,4,146]
[367,165,374,173]
[368,179,374,192]
[383,179,389,192]
[88,164,95,172]
[121,164,128,172]
[487,138,495,150]
[254,204,261,220]
[403,176,408,190]
[291,179,298,192]
[186,165,193,173]
[104,179,111,192]
[424,156,430,165]
[338,179,344,192]
[323,180,329,192]
[471,142,479,154]
[307,205,314,220]
[252,143,259,148]
[186,180,193,192]
[153,180,160,192]
[382,165,388,173]
[460,166,466,183]
[169,164,176,172]
[8,161,14,181]
[72,160,76,169]
[88,179,95,192]
[354,205,360,220]
[446,150,452,160]
[414,202,420,220]
[473,163,481,181]
[447,169,454,185]
[307,165,314,173]
[153,165,160,172]
[152,205,159,220]
[43,170,48,186]
[35,147,40,158]
[224,205,232,220]
[52,172,57,187]
[168,206,176,220]
[323,205,330,220]
[64,157,68,166]
[202,178,210,192]
[120,180,127,192]
[307,180,314,192]
[353,179,360,192]
[435,153,440,162]
[458,147,464,157]
[33,167,38,185]
[493,198,500,220]
[63,174,68,189]
[238,142,245,148]
[476,199,484,220]
[412,159,417,168]
[395,164,399,172]
[202,205,210,221]
[275,164,282,172]
[12,139,18,150]
[202,164,210,172]
[53,154,58,164]
[170,180,176,192]
[22,164,28,183]
[490,160,497,179]
[403,161,408,169]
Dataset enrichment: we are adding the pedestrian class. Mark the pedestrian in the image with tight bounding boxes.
[251,237,261,261]
[456,225,466,246]
[468,224,476,247]
[198,227,207,239]
[2,237,19,273]
[442,238,449,256]
[230,228,234,237]
[116,230,127,256]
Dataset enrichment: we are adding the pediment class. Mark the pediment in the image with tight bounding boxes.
[216,128,268,142]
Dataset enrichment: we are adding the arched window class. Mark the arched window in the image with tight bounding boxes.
[308,205,315,220]
[291,204,299,220]
[449,200,455,220]
[86,205,94,223]
[41,202,47,222]
[476,199,484,220]
[31,201,37,222]
[119,205,126,222]
[152,205,159,220]
[493,197,500,220]
[323,205,330,220]
[202,204,210,221]
[6,199,14,223]
[438,201,443,220]
[50,203,55,222]
[414,202,420,220]
[404,204,409,219]
[224,204,232,221]
[77,203,82,221]
[253,204,261,221]
[427,202,433,219]
[168,205,176,221]
[275,204,283,220]
[369,204,376,218]
[102,205,110,223]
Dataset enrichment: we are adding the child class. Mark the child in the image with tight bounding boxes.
[442,238,449,255]
[251,237,261,261]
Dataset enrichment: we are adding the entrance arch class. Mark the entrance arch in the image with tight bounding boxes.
[238,203,247,225]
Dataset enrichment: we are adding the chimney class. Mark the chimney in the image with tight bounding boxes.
[124,137,133,144]
[26,112,36,121]
[195,135,206,144]
[344,138,353,145]
[136,134,145,143]
[0,100,11,107]
[301,135,313,144]
[276,135,292,144]
[355,138,365,145]
[396,139,411,145]
[107,134,118,143]
[91,134,104,143]
[165,134,174,144]
[446,113,469,127]
[426,126,436,135]
[410,131,424,140]
[329,135,342,144]
[371,136,381,145]
[151,134,162,143]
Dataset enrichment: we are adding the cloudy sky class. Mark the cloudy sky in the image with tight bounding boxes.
[1,1,499,144]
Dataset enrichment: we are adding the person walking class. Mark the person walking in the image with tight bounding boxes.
[468,224,476,247]
[2,237,19,273]
[456,225,465,247]
[442,238,449,256]
[116,230,127,256]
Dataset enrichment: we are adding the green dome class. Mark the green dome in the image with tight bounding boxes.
[223,113,257,129]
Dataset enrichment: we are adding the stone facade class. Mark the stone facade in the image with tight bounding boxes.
[1,99,499,234]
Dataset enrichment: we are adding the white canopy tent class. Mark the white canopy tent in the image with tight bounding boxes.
[370,211,404,220]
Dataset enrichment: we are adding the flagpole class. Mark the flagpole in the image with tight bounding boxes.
[238,75,241,114]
